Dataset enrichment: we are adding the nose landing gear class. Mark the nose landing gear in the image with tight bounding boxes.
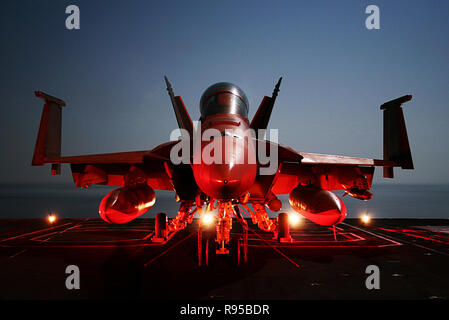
[197,201,248,267]
[198,218,217,267]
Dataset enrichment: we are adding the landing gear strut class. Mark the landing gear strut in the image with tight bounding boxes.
[152,212,168,242]
[168,201,195,232]
[277,212,292,243]
[198,216,216,267]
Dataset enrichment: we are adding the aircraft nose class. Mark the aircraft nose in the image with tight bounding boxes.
[193,136,257,200]
[193,135,257,200]
[209,164,246,199]
[200,163,256,200]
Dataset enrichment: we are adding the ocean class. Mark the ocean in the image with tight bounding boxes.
[0,183,448,220]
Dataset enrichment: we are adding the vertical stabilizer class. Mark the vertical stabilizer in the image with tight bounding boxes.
[32,91,66,174]
[164,76,193,138]
[250,77,282,135]
[380,95,414,178]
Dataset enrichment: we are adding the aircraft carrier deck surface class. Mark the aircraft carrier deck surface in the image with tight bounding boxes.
[0,218,448,301]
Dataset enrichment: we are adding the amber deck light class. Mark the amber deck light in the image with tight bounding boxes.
[288,212,302,227]
[361,213,371,225]
[200,212,214,227]
[47,213,57,224]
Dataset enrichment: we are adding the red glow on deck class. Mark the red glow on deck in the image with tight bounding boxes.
[377,227,449,245]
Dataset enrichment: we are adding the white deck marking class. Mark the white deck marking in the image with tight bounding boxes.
[0,222,74,243]
[342,223,403,246]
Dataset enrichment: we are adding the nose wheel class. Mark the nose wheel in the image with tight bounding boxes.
[198,220,217,267]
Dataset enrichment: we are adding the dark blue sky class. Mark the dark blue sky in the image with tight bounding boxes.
[1,0,448,184]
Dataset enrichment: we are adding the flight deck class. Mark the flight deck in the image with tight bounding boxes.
[0,218,448,300]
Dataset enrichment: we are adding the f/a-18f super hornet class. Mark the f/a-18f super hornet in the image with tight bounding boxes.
[32,77,413,265]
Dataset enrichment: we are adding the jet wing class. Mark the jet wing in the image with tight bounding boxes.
[298,152,395,167]
[269,148,410,198]
[271,157,378,196]
[45,142,177,190]
[48,150,156,164]
[249,139,392,198]
[46,142,173,164]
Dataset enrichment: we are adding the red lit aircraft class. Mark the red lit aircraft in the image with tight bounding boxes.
[32,77,413,264]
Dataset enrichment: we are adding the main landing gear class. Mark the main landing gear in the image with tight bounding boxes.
[152,212,168,243]
[152,198,295,266]
[152,200,196,243]
[276,212,293,243]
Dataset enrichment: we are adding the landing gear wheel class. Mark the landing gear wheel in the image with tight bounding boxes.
[229,237,243,266]
[152,212,168,242]
[198,224,216,267]
[277,212,292,243]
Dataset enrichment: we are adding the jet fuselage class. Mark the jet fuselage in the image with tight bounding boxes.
[192,82,257,201]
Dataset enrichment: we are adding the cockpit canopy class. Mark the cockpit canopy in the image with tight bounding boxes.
[200,82,249,119]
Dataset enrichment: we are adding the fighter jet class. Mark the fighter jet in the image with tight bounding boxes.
[32,77,413,264]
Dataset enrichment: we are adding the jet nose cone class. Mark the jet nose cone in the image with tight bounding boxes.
[210,165,245,198]
[192,134,257,200]
[194,163,256,200]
